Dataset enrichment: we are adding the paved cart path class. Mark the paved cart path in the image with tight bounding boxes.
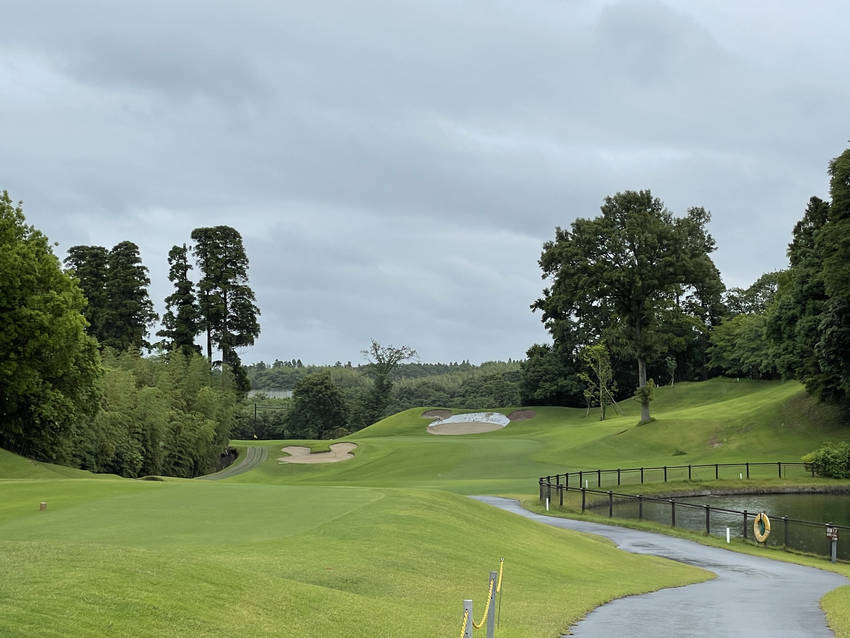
[473,496,848,637]
[197,446,268,480]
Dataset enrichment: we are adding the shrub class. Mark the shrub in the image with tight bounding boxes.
[802,442,850,478]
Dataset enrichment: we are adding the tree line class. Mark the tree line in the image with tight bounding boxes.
[237,353,523,440]
[706,146,850,406]
[523,145,850,421]
[0,193,259,476]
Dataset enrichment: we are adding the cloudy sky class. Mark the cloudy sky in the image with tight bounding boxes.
[2,1,848,365]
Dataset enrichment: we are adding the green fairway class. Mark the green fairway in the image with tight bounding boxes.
[0,478,708,637]
[3,378,850,636]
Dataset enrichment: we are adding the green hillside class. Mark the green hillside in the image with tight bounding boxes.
[2,378,849,637]
[229,379,849,493]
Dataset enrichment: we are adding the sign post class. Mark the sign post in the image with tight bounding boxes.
[826,524,839,563]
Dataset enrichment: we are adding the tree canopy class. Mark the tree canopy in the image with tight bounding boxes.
[191,226,260,391]
[533,190,722,423]
[158,244,200,357]
[0,191,103,462]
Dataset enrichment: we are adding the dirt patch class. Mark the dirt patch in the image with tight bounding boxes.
[278,443,358,464]
[422,409,453,419]
[507,409,536,421]
[428,421,506,435]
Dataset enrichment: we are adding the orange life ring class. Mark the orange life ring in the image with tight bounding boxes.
[753,512,771,543]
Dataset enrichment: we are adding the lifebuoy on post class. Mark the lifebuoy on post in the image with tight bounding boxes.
[754,512,771,543]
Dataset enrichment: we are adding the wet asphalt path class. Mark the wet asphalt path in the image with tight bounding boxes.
[197,445,268,480]
[472,496,847,637]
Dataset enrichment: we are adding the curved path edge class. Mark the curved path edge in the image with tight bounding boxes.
[197,446,268,480]
[472,496,847,637]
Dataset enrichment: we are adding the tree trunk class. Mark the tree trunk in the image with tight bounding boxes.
[638,357,650,423]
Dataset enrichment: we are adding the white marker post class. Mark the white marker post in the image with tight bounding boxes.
[726,527,731,544]
[546,497,550,511]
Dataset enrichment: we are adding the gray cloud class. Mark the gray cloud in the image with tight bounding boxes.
[2,0,848,363]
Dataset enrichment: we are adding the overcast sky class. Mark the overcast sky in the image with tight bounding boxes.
[2,1,848,364]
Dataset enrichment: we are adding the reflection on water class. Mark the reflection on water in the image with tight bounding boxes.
[592,492,850,560]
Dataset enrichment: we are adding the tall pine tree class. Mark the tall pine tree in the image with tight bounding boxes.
[64,245,109,342]
[190,226,260,391]
[157,244,200,356]
[102,241,157,351]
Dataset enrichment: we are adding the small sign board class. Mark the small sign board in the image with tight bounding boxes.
[826,526,839,541]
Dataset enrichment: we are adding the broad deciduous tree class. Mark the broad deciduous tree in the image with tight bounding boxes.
[361,339,416,424]
[534,190,722,423]
[0,191,102,462]
[287,372,348,439]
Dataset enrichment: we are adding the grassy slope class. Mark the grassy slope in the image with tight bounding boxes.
[231,379,850,494]
[3,378,849,637]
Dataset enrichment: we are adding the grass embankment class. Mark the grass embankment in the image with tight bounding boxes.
[3,378,850,636]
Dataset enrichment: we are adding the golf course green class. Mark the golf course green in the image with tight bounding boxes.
[3,378,850,636]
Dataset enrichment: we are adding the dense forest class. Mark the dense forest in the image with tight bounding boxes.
[0,197,257,477]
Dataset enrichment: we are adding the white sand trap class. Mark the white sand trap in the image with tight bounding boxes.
[427,412,509,435]
[278,442,358,464]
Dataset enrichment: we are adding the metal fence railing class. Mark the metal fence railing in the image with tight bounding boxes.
[539,462,813,495]
[538,462,848,562]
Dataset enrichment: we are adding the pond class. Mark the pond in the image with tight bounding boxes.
[593,492,850,560]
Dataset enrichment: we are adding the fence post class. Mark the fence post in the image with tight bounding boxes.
[617,468,621,486]
[640,467,644,484]
[638,495,643,520]
[705,504,710,534]
[463,600,473,638]
[743,510,748,539]
[811,464,816,478]
[487,571,497,638]
[608,491,613,517]
[565,472,569,489]
[581,487,586,513]
[597,469,601,488]
[783,516,788,548]
[746,463,750,479]
[556,474,560,487]
[688,464,692,481]
[539,478,543,502]
[559,485,563,508]
[715,463,719,480]
[664,466,667,482]
[778,461,782,479]
[547,480,552,503]
[671,499,676,527]
[579,471,583,487]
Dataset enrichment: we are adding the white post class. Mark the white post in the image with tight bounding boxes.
[545,497,549,511]
[585,479,588,489]
[726,527,730,544]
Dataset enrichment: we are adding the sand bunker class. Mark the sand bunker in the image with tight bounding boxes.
[507,409,536,421]
[278,443,357,464]
[427,412,510,435]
